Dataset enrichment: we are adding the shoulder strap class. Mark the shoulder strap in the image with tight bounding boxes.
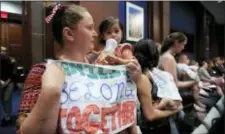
[145,70,158,100]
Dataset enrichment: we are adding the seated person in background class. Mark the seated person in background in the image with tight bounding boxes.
[198,60,217,84]
[135,39,183,110]
[213,57,225,77]
[159,32,207,112]
[207,60,218,77]
[0,53,17,124]
[177,53,200,81]
[0,46,7,56]
[198,61,224,96]
[134,39,183,134]
[178,55,223,115]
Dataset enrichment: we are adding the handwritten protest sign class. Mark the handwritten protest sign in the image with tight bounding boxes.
[49,60,137,134]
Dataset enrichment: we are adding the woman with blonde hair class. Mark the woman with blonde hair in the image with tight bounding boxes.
[17,4,141,134]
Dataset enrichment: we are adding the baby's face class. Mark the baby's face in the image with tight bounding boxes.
[103,23,123,44]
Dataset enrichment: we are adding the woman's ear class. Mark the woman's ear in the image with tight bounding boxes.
[63,27,74,42]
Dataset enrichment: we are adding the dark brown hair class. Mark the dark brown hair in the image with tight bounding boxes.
[134,39,159,72]
[161,32,187,54]
[98,16,124,45]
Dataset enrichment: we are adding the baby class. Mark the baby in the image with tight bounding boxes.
[91,16,182,112]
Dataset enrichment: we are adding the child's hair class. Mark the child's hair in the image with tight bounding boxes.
[45,4,87,46]
[98,16,124,45]
[176,53,187,62]
[134,39,159,72]
[161,32,187,54]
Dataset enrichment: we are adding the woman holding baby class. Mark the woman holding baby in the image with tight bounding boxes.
[17,4,180,134]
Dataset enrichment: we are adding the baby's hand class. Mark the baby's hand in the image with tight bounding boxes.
[95,52,109,64]
[105,55,131,65]
[96,52,130,65]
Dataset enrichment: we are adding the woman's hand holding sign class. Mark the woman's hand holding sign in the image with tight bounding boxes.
[126,58,142,84]
[42,62,65,94]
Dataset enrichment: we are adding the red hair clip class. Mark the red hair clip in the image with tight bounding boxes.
[45,4,61,23]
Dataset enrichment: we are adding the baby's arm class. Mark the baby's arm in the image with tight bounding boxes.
[121,43,134,60]
[108,43,134,65]
[96,43,134,65]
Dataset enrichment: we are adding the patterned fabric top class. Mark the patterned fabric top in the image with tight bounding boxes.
[16,62,46,132]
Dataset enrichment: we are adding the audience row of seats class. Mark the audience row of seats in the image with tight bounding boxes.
[191,96,224,134]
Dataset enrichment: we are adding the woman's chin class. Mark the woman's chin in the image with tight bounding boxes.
[86,44,94,54]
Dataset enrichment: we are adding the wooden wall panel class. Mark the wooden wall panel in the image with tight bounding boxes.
[80,1,119,50]
[149,1,170,43]
[0,23,22,64]
[152,1,161,42]
[80,1,119,32]
[162,1,170,41]
[22,1,32,69]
